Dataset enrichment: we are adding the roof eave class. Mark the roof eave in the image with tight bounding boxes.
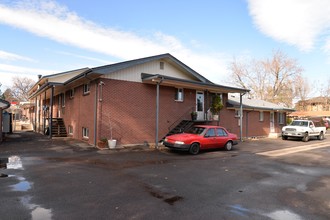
[227,105,295,112]
[28,82,62,99]
[63,69,93,85]
[141,73,249,94]
[0,99,11,110]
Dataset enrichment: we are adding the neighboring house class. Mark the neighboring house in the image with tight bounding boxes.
[0,99,10,143]
[291,97,330,118]
[27,53,259,147]
[226,94,295,138]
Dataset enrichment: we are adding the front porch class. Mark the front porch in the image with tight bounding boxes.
[161,105,222,141]
[141,73,249,147]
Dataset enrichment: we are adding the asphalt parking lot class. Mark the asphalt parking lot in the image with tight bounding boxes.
[1,131,330,220]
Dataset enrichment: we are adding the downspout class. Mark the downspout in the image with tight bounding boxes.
[49,86,54,139]
[93,81,98,147]
[34,97,37,131]
[239,93,244,142]
[38,94,41,133]
[43,90,46,134]
[155,77,164,149]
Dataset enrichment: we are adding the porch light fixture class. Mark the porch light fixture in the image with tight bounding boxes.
[152,78,163,83]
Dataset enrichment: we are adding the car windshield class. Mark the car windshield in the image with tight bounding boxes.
[186,127,206,135]
[291,121,308,127]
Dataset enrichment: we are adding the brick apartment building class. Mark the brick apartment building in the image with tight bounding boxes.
[27,54,292,147]
[226,94,294,138]
[291,97,330,118]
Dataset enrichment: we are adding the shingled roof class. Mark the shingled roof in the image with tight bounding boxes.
[227,94,295,112]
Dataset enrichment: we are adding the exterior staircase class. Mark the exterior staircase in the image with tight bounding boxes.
[51,118,67,137]
[161,120,194,141]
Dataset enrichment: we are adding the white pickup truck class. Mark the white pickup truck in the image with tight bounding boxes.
[282,119,326,142]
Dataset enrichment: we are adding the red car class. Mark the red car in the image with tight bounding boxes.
[163,125,238,155]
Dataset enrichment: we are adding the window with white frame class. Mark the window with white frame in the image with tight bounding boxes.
[259,111,264,121]
[68,125,73,135]
[175,88,184,101]
[82,127,89,138]
[69,88,74,99]
[278,112,285,124]
[83,83,90,95]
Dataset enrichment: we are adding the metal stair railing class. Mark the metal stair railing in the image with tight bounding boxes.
[167,106,195,132]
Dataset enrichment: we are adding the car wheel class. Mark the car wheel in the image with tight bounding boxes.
[282,135,288,140]
[302,133,309,142]
[225,141,233,151]
[189,143,200,155]
[318,132,324,140]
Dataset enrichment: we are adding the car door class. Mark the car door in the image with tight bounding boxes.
[202,128,218,148]
[215,128,229,147]
[308,121,319,136]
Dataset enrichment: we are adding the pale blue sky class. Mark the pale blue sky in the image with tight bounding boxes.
[1,0,330,96]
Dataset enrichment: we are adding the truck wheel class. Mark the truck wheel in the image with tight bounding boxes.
[318,132,324,140]
[302,133,309,142]
[282,135,288,140]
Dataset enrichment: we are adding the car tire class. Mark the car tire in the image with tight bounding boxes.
[282,135,288,140]
[318,132,324,140]
[189,143,200,155]
[302,133,309,142]
[225,141,233,151]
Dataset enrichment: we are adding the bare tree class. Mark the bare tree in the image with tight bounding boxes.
[320,78,330,109]
[11,77,35,101]
[325,78,330,98]
[229,50,307,107]
[3,88,15,102]
[230,58,268,99]
[292,74,311,111]
[230,58,250,90]
[294,74,310,101]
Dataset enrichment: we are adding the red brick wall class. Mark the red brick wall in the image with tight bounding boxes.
[61,82,96,144]
[32,79,288,145]
[98,79,196,145]
[219,105,285,138]
[0,109,3,142]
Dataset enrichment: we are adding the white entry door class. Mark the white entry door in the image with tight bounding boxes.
[270,112,275,133]
[196,91,204,120]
